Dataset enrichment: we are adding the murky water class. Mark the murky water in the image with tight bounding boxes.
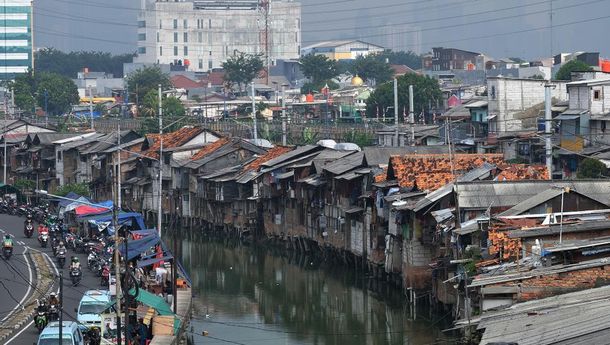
[169,233,454,345]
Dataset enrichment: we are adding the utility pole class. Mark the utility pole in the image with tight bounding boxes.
[58,272,63,343]
[251,83,258,141]
[409,85,415,146]
[158,84,163,238]
[261,0,270,85]
[281,85,287,146]
[393,78,398,147]
[544,83,553,179]
[112,152,122,345]
[89,85,94,130]
[3,104,6,185]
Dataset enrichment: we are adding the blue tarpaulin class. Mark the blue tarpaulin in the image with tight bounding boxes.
[130,229,158,237]
[119,233,161,260]
[137,254,174,268]
[81,212,146,230]
[57,192,83,207]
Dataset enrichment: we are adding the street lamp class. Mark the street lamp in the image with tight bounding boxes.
[35,190,125,345]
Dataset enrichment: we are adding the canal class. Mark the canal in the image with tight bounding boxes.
[169,232,454,345]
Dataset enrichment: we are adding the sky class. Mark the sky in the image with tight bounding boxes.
[34,0,610,60]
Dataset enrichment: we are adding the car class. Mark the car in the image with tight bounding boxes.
[37,321,85,345]
[76,290,112,329]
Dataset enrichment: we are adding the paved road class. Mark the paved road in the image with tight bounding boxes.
[0,213,109,345]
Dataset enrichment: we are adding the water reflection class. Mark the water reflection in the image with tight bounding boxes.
[172,234,452,345]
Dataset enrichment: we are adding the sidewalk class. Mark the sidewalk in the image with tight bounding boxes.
[149,287,192,345]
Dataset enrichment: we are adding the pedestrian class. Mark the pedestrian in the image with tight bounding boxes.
[155,261,167,285]
[137,318,148,345]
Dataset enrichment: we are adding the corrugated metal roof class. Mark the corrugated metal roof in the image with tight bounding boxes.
[458,181,610,210]
[543,236,610,253]
[323,151,364,175]
[497,188,564,216]
[313,149,354,173]
[507,219,610,239]
[475,285,610,345]
[262,145,320,168]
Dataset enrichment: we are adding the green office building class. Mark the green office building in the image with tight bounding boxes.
[0,0,32,80]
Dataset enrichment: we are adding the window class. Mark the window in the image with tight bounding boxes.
[208,60,213,69]
[156,32,159,42]
[138,47,146,54]
[208,18,211,28]
[183,32,188,42]
[184,46,188,56]
[173,32,178,42]
[198,59,203,69]
[198,32,202,43]
[159,20,162,29]
[137,20,146,28]
[174,46,178,56]
[594,89,602,101]
[183,19,188,29]
[173,19,178,29]
[159,46,162,56]
[57,151,62,161]
[137,33,146,41]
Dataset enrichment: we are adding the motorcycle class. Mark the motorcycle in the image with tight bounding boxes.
[39,233,49,248]
[65,233,75,250]
[57,248,66,268]
[70,267,81,286]
[34,310,47,333]
[24,222,34,238]
[2,245,12,260]
[87,252,98,270]
[48,304,58,322]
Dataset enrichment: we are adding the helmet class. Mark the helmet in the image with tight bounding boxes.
[71,257,79,263]
[50,292,56,298]
[59,241,64,246]
[4,235,9,240]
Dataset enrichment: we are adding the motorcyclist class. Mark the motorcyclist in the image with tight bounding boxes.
[48,292,59,307]
[70,256,81,271]
[57,241,66,254]
[36,298,48,314]
[38,223,48,236]
[2,235,12,249]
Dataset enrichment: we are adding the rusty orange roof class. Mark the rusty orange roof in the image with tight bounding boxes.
[243,146,293,172]
[190,137,231,161]
[374,167,388,183]
[390,154,549,191]
[496,164,549,181]
[143,127,204,159]
[390,154,505,190]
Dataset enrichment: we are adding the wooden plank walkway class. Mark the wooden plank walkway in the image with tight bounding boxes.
[149,287,192,345]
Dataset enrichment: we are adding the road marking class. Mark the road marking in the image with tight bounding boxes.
[1,246,32,323]
[4,319,34,344]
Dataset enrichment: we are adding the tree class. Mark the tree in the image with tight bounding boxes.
[301,80,339,94]
[299,54,339,84]
[35,48,134,78]
[376,50,422,70]
[555,60,593,80]
[366,73,442,118]
[350,54,393,83]
[35,72,79,115]
[126,66,172,109]
[222,52,264,93]
[577,158,606,179]
[141,90,185,118]
[54,182,90,197]
[10,71,78,115]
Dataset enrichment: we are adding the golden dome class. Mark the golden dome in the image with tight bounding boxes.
[351,75,364,86]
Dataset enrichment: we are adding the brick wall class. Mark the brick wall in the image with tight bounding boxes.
[490,264,610,301]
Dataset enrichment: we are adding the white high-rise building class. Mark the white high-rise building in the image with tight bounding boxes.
[135,0,301,72]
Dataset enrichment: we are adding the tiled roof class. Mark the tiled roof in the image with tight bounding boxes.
[495,164,549,181]
[374,167,388,183]
[243,146,293,172]
[390,154,505,191]
[170,75,202,89]
[143,127,203,159]
[201,71,225,87]
[390,154,549,191]
[190,137,231,161]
